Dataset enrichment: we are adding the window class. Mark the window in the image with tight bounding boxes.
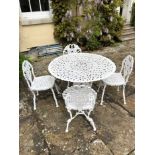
[20,0,49,12]
[19,0,52,25]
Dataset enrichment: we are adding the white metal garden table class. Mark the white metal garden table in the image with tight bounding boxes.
[48,53,116,83]
[48,53,116,132]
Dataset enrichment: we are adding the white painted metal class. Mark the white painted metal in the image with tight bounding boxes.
[63,44,92,87]
[63,44,82,55]
[48,53,116,83]
[62,85,97,132]
[39,0,42,11]
[54,83,61,94]
[28,0,32,12]
[63,44,82,87]
[100,84,107,106]
[22,60,59,110]
[100,55,134,105]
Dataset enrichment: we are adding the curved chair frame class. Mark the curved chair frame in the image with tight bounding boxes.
[99,55,134,105]
[22,60,59,110]
[63,44,82,55]
[62,85,97,132]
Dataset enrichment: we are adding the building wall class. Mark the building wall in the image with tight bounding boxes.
[19,23,57,52]
[122,0,135,23]
[19,0,135,52]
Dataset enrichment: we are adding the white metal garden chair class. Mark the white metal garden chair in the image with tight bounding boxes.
[63,44,82,55]
[98,55,134,105]
[62,85,97,132]
[22,60,59,110]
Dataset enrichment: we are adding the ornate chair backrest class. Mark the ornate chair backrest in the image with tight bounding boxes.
[63,85,97,110]
[120,55,134,83]
[63,44,82,55]
[22,60,35,89]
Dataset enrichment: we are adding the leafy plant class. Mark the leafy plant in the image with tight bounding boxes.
[52,0,124,50]
[51,0,69,24]
[19,53,30,80]
[86,35,101,51]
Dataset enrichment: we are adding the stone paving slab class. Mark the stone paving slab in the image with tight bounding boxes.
[129,150,135,155]
[89,139,113,155]
[119,94,135,117]
[19,117,49,155]
[29,95,135,155]
[94,102,135,155]
[19,99,33,120]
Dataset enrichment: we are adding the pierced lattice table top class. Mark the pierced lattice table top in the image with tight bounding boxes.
[48,53,116,83]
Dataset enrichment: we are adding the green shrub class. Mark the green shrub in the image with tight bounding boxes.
[52,0,124,49]
[86,36,101,51]
[19,53,30,80]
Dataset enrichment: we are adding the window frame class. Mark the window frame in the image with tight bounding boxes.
[19,0,53,25]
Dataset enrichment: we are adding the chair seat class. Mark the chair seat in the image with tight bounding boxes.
[31,75,55,91]
[63,86,97,111]
[102,73,125,86]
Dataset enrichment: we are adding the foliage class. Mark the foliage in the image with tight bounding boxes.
[51,0,124,50]
[130,2,135,27]
[51,0,69,24]
[54,17,79,44]
[86,35,101,51]
[19,53,30,80]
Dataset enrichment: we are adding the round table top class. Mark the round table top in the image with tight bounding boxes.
[48,53,116,83]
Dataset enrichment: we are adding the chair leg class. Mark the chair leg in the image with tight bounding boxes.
[84,111,96,131]
[89,82,93,87]
[123,85,127,104]
[65,109,76,132]
[32,91,36,110]
[65,110,96,132]
[67,81,70,87]
[54,83,61,94]
[100,84,107,105]
[117,86,120,92]
[97,81,102,92]
[37,91,39,96]
[66,118,72,133]
[51,88,59,107]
